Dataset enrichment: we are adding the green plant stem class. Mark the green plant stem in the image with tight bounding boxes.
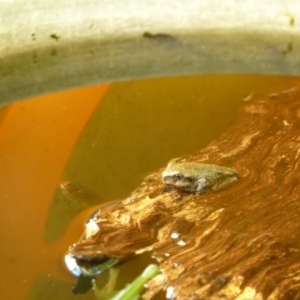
[109,264,159,300]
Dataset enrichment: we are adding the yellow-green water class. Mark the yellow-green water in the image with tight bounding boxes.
[0,75,298,300]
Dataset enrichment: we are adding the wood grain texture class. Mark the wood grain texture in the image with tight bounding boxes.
[69,88,300,299]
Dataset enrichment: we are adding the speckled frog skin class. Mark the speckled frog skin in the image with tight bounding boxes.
[162,162,240,194]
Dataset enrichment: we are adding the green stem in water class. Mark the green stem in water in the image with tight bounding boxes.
[109,264,160,300]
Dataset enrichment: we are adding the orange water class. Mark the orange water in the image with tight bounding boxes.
[0,84,110,299]
[1,75,299,300]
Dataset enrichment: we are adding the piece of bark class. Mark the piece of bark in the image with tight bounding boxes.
[69,88,300,299]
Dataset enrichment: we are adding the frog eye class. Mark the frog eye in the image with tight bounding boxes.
[174,174,183,180]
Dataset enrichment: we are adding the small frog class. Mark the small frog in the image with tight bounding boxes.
[162,162,240,194]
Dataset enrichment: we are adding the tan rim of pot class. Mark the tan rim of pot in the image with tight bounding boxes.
[1,0,300,104]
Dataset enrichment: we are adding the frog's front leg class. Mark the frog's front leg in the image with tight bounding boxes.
[211,176,238,191]
[196,178,208,194]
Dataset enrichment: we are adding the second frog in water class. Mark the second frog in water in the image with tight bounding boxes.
[162,162,240,194]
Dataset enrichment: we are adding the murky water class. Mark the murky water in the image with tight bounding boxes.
[0,75,298,299]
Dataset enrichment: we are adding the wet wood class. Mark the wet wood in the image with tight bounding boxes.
[69,87,300,299]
